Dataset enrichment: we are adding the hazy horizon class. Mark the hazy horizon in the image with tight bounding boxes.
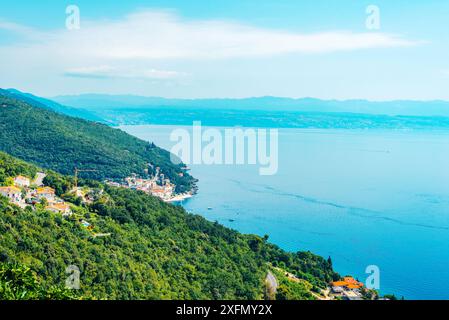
[48,92,449,103]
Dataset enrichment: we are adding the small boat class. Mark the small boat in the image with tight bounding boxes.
[228,219,235,222]
[207,207,213,210]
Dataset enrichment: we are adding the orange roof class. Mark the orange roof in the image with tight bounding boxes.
[344,277,358,284]
[0,186,21,192]
[347,283,363,289]
[332,281,347,287]
[15,175,29,180]
[37,187,55,194]
[332,277,364,289]
[53,203,70,209]
[46,203,70,211]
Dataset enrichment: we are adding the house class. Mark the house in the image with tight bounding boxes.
[37,187,55,202]
[331,277,364,291]
[151,187,167,199]
[14,175,30,188]
[45,203,72,216]
[0,186,22,202]
[164,183,174,194]
[331,286,345,294]
[343,290,363,301]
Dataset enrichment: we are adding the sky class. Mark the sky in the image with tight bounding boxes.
[0,0,448,100]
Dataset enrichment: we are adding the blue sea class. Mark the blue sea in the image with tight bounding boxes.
[121,125,449,300]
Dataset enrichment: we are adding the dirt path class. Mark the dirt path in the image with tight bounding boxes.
[33,172,46,186]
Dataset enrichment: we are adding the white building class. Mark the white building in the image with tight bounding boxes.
[45,203,72,216]
[0,186,22,203]
[37,187,56,202]
[343,291,363,301]
[14,175,30,188]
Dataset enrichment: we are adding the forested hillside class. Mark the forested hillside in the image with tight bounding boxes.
[0,89,195,193]
[6,89,107,124]
[0,152,338,299]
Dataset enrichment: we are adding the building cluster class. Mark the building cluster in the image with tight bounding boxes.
[0,175,72,216]
[106,168,176,201]
[331,277,365,300]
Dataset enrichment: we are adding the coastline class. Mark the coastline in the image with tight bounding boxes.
[164,192,193,203]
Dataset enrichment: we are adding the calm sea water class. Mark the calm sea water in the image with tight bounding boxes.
[121,125,449,300]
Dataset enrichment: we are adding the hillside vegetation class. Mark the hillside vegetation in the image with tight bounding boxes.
[0,152,338,299]
[0,89,195,193]
[6,89,106,124]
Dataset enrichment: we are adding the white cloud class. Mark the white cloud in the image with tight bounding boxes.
[0,10,418,61]
[0,9,420,94]
[64,65,185,80]
[52,10,415,60]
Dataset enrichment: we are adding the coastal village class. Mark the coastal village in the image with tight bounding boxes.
[105,166,193,203]
[0,175,71,215]
[0,165,193,233]
[0,167,192,237]
[0,174,95,232]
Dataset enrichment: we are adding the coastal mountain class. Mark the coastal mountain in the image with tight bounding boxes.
[5,89,106,124]
[0,89,195,193]
[53,94,449,117]
[0,151,338,299]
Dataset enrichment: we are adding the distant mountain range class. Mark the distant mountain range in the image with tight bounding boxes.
[52,94,449,117]
[5,89,449,129]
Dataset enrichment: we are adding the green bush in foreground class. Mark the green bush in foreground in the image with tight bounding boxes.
[0,263,80,300]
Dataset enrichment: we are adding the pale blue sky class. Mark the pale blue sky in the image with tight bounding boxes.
[0,0,448,100]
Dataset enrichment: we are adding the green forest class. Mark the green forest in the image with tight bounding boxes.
[0,151,338,300]
[0,89,195,193]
